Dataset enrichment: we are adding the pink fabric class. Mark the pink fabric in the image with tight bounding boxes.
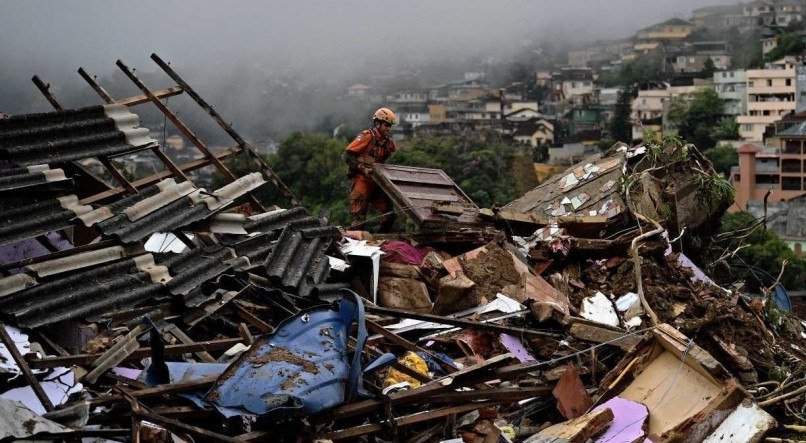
[380,241,435,265]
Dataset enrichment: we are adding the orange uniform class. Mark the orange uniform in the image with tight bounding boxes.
[344,127,397,230]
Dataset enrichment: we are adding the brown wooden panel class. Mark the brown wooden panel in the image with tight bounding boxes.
[372,164,486,230]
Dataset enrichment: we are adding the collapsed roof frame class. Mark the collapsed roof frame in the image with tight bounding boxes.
[0,54,302,272]
[29,53,299,210]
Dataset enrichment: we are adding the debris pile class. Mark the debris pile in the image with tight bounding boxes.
[0,58,804,442]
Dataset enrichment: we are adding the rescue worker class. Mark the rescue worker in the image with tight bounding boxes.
[343,107,398,232]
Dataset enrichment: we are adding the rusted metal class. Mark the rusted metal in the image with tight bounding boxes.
[31,75,64,110]
[372,164,490,231]
[0,323,55,412]
[115,59,263,211]
[150,53,301,207]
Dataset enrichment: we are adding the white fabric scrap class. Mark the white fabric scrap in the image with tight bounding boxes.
[580,291,620,327]
[615,292,640,312]
[327,256,350,272]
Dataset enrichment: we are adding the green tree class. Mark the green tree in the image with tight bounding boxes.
[392,131,520,208]
[765,33,806,62]
[701,57,716,78]
[702,143,739,177]
[610,87,636,143]
[665,88,725,149]
[714,212,806,291]
[711,116,740,141]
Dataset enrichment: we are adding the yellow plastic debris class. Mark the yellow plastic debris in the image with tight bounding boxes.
[382,351,429,388]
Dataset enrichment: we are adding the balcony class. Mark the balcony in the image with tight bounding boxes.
[748,86,796,95]
[747,101,796,111]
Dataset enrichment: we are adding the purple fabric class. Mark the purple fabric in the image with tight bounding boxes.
[500,334,535,363]
[593,396,648,443]
[380,240,434,265]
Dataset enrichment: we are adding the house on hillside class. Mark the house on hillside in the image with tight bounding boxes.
[549,129,602,165]
[560,68,594,106]
[636,18,694,42]
[512,118,554,147]
[347,83,371,99]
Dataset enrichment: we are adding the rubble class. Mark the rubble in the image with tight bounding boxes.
[0,58,804,443]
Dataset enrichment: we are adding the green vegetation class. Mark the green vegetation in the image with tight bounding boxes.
[217,131,526,225]
[765,32,805,62]
[710,212,806,291]
[666,88,726,149]
[702,143,739,178]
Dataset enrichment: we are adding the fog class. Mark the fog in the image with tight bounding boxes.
[0,0,733,141]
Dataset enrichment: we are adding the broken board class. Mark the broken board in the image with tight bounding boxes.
[372,164,491,231]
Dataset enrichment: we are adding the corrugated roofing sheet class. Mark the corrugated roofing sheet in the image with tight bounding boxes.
[0,165,69,192]
[264,223,338,297]
[0,105,157,166]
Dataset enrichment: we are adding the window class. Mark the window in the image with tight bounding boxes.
[722,72,727,78]
[749,81,755,87]
[642,98,647,105]
[782,176,802,190]
[767,79,773,87]
[744,124,753,131]
[786,79,792,86]
[730,72,735,78]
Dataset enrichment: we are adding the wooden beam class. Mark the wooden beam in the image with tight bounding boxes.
[27,337,244,369]
[116,59,262,211]
[132,409,239,443]
[366,306,562,339]
[77,67,115,104]
[130,374,219,399]
[0,323,55,411]
[79,146,241,205]
[117,86,184,107]
[150,53,300,207]
[31,75,64,110]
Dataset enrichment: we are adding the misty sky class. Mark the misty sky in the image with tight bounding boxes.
[2,1,736,80]
[1,0,738,132]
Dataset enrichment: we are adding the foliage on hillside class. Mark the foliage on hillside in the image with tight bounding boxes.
[217,131,527,225]
[708,211,806,291]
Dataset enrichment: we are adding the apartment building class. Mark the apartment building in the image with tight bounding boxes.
[737,57,797,141]
[732,123,806,211]
[714,70,747,115]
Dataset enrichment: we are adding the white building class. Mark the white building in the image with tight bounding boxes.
[714,70,748,115]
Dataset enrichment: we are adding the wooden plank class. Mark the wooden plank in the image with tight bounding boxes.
[323,400,501,440]
[79,146,241,205]
[117,86,184,107]
[168,325,216,363]
[130,374,219,398]
[132,409,239,443]
[98,156,138,193]
[117,59,262,211]
[231,301,273,333]
[0,323,55,411]
[31,75,64,110]
[366,306,562,338]
[28,337,244,369]
[77,67,115,104]
[405,191,462,202]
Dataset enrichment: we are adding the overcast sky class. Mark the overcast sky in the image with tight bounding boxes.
[2,0,736,77]
[1,0,737,124]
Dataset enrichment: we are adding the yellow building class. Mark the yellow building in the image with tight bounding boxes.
[428,103,447,123]
[636,18,694,41]
[534,163,567,184]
